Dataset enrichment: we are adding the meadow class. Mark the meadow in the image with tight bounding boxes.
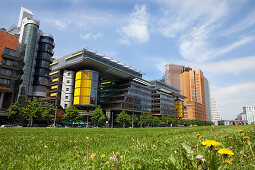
[0,125,254,169]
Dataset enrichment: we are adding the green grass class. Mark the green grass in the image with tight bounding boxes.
[0,125,254,169]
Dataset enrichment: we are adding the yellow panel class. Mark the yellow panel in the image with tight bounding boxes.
[65,52,83,61]
[75,80,81,88]
[73,96,80,105]
[74,88,80,97]
[52,78,58,82]
[50,93,56,97]
[51,85,57,89]
[76,72,82,80]
[81,88,91,96]
[50,61,59,66]
[49,71,59,76]
[80,96,90,105]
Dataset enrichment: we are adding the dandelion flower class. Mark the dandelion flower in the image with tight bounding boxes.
[238,129,244,133]
[199,136,202,139]
[243,136,249,141]
[229,137,233,139]
[225,160,232,165]
[85,136,89,140]
[101,154,105,158]
[116,152,120,156]
[201,140,221,147]
[69,140,73,143]
[196,134,200,137]
[243,154,247,157]
[218,148,234,156]
[91,153,96,158]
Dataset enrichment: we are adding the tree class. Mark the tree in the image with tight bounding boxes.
[63,105,82,123]
[7,102,21,124]
[152,116,161,127]
[23,98,43,126]
[91,106,106,126]
[116,110,131,128]
[139,113,154,127]
[42,103,56,124]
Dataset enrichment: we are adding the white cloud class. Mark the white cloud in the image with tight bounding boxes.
[212,82,255,119]
[44,18,71,30]
[80,32,102,40]
[119,4,149,44]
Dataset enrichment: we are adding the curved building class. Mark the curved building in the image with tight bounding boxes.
[73,70,99,108]
[60,70,75,109]
[33,34,55,97]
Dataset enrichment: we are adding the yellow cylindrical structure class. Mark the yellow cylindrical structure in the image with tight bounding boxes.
[174,100,183,118]
[73,70,99,106]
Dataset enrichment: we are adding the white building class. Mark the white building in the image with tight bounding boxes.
[205,78,211,121]
[210,98,221,125]
[243,106,255,124]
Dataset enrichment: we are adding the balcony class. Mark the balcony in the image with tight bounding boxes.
[1,48,22,61]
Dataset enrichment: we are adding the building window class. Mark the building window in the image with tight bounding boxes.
[67,72,70,76]
[65,96,68,99]
[67,80,70,83]
[65,104,68,108]
[66,88,69,91]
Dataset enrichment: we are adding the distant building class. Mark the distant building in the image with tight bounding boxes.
[204,78,211,121]
[180,69,207,121]
[235,112,246,121]
[165,64,191,91]
[243,106,255,124]
[210,98,221,124]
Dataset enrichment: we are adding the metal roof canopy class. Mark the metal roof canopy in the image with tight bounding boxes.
[59,57,139,81]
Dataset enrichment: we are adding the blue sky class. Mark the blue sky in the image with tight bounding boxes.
[1,0,255,120]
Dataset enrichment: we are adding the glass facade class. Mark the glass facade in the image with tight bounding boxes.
[73,70,99,106]
[99,80,151,113]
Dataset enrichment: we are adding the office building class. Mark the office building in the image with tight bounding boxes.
[180,69,207,121]
[0,31,22,116]
[204,78,211,121]
[165,64,191,91]
[210,98,221,124]
[46,49,184,123]
[16,7,55,105]
[150,80,185,117]
[243,106,255,124]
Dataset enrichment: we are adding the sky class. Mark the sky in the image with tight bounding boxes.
[0,0,255,120]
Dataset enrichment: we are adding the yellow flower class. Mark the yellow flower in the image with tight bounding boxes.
[243,136,249,141]
[199,136,202,139]
[69,140,73,143]
[196,134,200,137]
[85,136,89,140]
[116,152,120,156]
[218,148,234,156]
[91,153,96,158]
[229,137,233,139]
[101,154,105,158]
[238,129,244,133]
[201,140,221,147]
[225,160,232,165]
[243,154,247,157]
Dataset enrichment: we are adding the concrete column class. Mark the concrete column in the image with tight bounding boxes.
[0,92,5,110]
[131,112,134,128]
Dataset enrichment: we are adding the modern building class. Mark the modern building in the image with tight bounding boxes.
[180,69,207,121]
[210,98,221,124]
[150,80,185,117]
[204,78,211,121]
[0,31,22,116]
[235,112,247,121]
[165,64,191,91]
[16,7,55,105]
[243,106,255,124]
[46,49,184,124]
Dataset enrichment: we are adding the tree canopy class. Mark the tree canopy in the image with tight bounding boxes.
[63,105,82,123]
[91,106,105,126]
[7,102,21,124]
[22,98,43,126]
[116,110,131,128]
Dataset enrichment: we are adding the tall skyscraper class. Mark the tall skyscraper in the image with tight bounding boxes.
[180,69,207,121]
[204,78,211,121]
[243,106,255,124]
[165,64,191,91]
[16,7,55,105]
[210,98,221,123]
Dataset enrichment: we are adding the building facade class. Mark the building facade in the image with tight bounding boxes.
[0,31,22,116]
[165,64,191,91]
[180,69,207,121]
[204,78,211,121]
[243,106,255,124]
[210,98,221,124]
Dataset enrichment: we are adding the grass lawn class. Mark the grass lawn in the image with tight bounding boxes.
[0,125,254,169]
